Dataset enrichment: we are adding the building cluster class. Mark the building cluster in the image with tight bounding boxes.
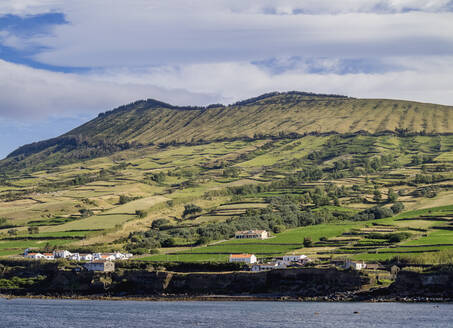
[229,253,310,272]
[234,230,269,239]
[229,230,375,272]
[24,249,132,262]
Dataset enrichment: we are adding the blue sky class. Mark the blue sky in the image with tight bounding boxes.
[1,0,453,159]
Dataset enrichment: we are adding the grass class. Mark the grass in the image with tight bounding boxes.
[142,221,364,262]
[0,112,452,264]
[0,238,74,257]
[139,253,230,262]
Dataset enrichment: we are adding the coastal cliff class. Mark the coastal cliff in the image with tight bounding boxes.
[2,260,453,301]
[0,260,365,298]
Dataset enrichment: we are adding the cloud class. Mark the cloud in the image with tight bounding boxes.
[0,59,218,119]
[0,0,62,16]
[1,55,453,123]
[0,0,452,121]
[0,1,448,68]
[98,58,453,106]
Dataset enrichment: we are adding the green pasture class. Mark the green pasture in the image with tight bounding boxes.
[142,222,363,262]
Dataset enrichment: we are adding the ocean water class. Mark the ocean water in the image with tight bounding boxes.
[0,298,452,327]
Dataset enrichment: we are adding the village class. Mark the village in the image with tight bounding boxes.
[230,230,369,272]
[20,230,386,273]
[23,248,133,272]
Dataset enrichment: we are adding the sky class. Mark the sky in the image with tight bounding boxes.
[1,0,453,159]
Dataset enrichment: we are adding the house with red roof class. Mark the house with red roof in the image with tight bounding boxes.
[229,253,257,264]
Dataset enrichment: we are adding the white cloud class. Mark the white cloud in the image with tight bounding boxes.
[0,0,61,15]
[1,55,453,122]
[2,0,452,16]
[0,0,453,121]
[0,59,218,119]
[28,3,453,68]
[95,58,453,106]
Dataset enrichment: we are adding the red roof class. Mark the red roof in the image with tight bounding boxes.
[230,254,253,258]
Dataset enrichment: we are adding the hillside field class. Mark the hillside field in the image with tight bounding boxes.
[1,125,452,265]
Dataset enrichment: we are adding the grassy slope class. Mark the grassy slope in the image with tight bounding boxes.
[3,92,453,173]
[0,93,452,263]
[70,95,453,144]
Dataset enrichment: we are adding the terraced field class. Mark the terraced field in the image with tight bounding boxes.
[0,93,452,264]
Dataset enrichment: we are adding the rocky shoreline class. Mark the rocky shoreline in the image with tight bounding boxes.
[2,260,453,302]
[1,293,452,303]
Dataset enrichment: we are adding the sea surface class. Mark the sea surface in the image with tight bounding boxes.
[0,298,452,327]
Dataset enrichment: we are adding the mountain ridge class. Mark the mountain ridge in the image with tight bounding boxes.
[2,91,453,172]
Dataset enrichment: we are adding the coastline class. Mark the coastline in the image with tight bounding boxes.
[1,293,451,303]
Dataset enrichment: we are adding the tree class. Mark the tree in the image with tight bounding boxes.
[28,226,39,234]
[182,204,202,218]
[136,210,147,218]
[303,237,313,247]
[272,225,285,234]
[162,237,176,247]
[332,196,340,206]
[222,167,240,178]
[387,189,398,203]
[391,202,405,214]
[373,189,382,203]
[7,229,17,236]
[79,208,93,218]
[152,218,170,230]
[119,195,134,205]
[147,172,166,183]
[44,242,53,252]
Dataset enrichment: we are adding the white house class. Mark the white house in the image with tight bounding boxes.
[84,260,115,272]
[251,262,287,272]
[344,260,366,270]
[229,254,257,264]
[42,253,55,260]
[80,254,93,261]
[113,252,126,260]
[99,254,116,261]
[235,230,269,240]
[53,250,72,259]
[282,255,308,263]
[23,249,130,262]
[26,253,44,260]
[69,253,80,261]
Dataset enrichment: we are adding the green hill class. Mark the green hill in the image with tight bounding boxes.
[0,91,452,266]
[3,91,453,172]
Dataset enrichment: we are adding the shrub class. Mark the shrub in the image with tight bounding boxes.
[7,229,17,236]
[119,195,140,205]
[182,204,202,218]
[135,210,147,218]
[79,208,93,218]
[391,202,405,214]
[272,225,285,234]
[162,237,176,247]
[388,232,412,243]
[27,226,39,234]
[303,237,313,247]
[387,189,398,203]
[152,218,170,230]
[354,206,394,221]
[130,247,148,255]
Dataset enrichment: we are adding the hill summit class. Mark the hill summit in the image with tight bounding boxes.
[3,91,453,172]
